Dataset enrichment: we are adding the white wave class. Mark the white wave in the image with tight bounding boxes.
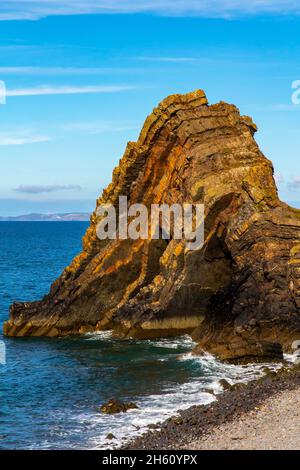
[83,382,216,450]
[83,349,284,450]
[143,335,197,350]
[83,330,113,341]
[179,351,282,386]
[284,352,300,364]
[82,332,195,348]
[52,335,286,450]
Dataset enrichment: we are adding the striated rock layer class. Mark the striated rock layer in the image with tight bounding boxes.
[4,89,300,360]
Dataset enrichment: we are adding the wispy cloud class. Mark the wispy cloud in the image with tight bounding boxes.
[6,84,136,97]
[0,133,50,145]
[274,171,284,185]
[61,120,138,134]
[249,103,300,112]
[288,177,300,191]
[0,120,138,146]
[14,184,82,194]
[1,1,300,21]
[136,56,198,63]
[0,66,139,75]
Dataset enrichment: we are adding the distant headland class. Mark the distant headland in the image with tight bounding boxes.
[0,212,90,222]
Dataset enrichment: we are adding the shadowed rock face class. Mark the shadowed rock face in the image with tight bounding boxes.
[4,89,300,360]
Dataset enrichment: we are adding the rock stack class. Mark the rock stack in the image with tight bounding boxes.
[4,89,300,360]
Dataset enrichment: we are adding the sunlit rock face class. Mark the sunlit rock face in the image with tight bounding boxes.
[4,89,300,360]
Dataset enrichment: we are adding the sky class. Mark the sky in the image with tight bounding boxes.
[1,1,300,216]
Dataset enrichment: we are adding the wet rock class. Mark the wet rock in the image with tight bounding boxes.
[219,379,232,390]
[148,423,160,430]
[229,383,246,391]
[133,425,140,431]
[202,388,216,395]
[171,416,183,426]
[106,433,116,440]
[205,341,284,363]
[100,399,138,414]
[263,368,279,379]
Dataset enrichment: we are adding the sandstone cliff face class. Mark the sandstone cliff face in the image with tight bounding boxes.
[4,89,300,360]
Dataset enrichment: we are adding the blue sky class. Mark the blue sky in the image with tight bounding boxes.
[1,1,300,216]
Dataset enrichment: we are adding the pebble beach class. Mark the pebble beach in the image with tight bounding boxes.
[125,365,300,450]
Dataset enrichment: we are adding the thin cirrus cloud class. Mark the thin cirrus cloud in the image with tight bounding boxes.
[274,172,284,185]
[0,119,138,146]
[0,134,50,145]
[6,84,136,97]
[0,1,300,21]
[136,56,198,63]
[288,177,300,191]
[0,66,143,75]
[61,121,139,134]
[14,184,82,194]
[273,175,300,192]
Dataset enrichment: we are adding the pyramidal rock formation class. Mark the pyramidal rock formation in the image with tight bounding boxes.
[4,89,300,360]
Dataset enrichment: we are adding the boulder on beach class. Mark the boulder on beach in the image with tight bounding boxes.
[100,399,138,414]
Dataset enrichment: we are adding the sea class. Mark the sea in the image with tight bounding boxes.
[0,222,283,449]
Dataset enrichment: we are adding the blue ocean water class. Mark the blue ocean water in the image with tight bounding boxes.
[0,222,279,449]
